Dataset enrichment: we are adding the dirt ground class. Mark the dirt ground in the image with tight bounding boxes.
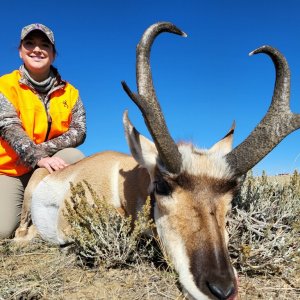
[0,240,299,300]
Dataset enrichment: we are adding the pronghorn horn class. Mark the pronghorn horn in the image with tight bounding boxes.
[226,45,300,176]
[122,22,187,174]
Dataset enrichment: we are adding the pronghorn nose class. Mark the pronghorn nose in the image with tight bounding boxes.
[207,282,235,300]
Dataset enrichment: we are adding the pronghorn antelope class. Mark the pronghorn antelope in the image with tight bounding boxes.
[15,22,300,300]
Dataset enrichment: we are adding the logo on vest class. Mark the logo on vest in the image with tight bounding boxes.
[62,100,69,108]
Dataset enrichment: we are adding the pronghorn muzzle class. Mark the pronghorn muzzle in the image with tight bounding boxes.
[190,246,237,300]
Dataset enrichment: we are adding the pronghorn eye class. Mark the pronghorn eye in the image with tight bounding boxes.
[154,180,171,196]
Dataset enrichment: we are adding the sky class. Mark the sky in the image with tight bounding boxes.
[1,0,300,175]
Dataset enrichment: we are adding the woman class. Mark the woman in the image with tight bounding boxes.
[0,23,86,239]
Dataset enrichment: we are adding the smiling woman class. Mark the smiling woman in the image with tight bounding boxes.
[19,30,55,82]
[0,23,87,239]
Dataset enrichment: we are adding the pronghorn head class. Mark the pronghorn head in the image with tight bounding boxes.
[121,22,300,300]
[124,112,240,300]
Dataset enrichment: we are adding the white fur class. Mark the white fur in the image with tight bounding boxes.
[154,205,210,300]
[110,162,122,208]
[179,144,233,179]
[124,113,158,180]
[31,174,76,244]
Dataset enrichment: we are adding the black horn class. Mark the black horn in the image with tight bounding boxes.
[122,22,187,174]
[226,45,300,176]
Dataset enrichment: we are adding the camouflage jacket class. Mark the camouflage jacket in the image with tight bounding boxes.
[0,66,86,169]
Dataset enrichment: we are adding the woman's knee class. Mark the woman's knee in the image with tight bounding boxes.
[0,222,18,239]
[53,148,85,164]
[0,175,24,239]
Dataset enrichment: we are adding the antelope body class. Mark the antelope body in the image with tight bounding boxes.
[15,22,300,300]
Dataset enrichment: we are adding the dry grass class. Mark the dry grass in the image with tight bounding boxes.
[0,239,299,300]
[0,239,183,300]
[1,172,299,299]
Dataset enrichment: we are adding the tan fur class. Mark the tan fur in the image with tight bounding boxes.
[14,151,150,242]
[155,174,234,254]
[14,122,234,246]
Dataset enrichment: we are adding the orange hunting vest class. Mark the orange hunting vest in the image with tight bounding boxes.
[0,70,79,176]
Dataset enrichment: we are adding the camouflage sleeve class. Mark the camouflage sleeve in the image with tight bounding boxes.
[0,93,48,168]
[36,95,86,156]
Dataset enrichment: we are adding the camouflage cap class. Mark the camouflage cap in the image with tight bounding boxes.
[21,23,55,44]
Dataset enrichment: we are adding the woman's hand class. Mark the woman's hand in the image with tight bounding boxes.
[37,156,69,173]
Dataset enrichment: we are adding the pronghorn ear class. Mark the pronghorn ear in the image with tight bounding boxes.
[123,111,158,173]
[209,121,235,155]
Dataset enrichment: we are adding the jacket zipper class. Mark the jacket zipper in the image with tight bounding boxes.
[45,121,51,141]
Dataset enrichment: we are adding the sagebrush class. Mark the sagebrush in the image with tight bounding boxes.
[64,180,160,268]
[229,170,300,281]
[65,171,299,283]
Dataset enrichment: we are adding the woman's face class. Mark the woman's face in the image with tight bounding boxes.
[19,30,55,81]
